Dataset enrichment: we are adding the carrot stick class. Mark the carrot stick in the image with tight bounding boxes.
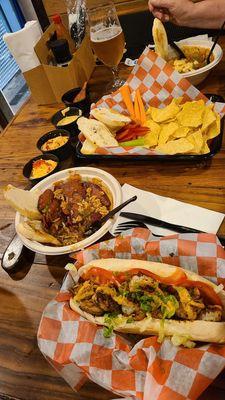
[134,91,141,124]
[120,85,135,120]
[136,89,146,125]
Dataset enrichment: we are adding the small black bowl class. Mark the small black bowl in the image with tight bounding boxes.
[62,86,91,115]
[37,129,72,161]
[23,154,59,185]
[51,107,82,136]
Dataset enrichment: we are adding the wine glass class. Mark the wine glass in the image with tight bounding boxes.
[87,2,125,92]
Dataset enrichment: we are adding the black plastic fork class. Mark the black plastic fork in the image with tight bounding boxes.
[169,41,186,59]
[114,220,162,237]
[84,196,137,237]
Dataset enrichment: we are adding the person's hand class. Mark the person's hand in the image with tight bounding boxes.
[148,0,194,25]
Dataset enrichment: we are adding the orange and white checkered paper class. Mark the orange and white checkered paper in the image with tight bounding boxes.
[38,229,225,399]
[80,48,225,156]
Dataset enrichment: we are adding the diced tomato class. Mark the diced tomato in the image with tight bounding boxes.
[181,280,222,305]
[82,266,187,286]
[116,268,187,285]
[82,267,118,284]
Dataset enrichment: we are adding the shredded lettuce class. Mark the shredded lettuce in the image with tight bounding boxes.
[103,313,118,338]
[127,317,134,323]
[103,312,127,338]
[65,263,78,281]
[65,263,77,271]
[118,287,129,297]
[103,326,114,338]
[161,295,179,319]
[131,291,143,301]
[157,320,165,343]
[104,312,119,323]
[171,334,196,348]
[140,294,153,312]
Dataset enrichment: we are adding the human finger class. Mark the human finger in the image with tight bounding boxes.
[152,10,166,20]
[150,0,171,8]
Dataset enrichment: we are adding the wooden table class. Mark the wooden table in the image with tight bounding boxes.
[1,46,225,400]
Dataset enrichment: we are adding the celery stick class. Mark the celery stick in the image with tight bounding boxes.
[120,138,145,147]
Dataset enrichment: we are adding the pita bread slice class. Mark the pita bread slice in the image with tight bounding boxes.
[152,18,169,61]
[80,139,97,154]
[77,117,118,147]
[17,220,61,246]
[3,184,41,220]
[91,108,131,132]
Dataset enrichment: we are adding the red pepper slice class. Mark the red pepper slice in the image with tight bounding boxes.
[136,131,149,137]
[116,129,129,140]
[117,123,136,135]
[117,130,137,142]
[181,280,222,305]
[133,127,149,131]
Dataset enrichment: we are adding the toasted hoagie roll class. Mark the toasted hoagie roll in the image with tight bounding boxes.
[70,259,225,343]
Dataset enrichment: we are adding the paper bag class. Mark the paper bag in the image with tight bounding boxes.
[23,24,95,105]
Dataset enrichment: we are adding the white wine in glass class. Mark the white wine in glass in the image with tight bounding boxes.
[88,2,125,92]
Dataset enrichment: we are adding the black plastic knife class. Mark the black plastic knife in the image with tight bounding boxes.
[120,212,204,234]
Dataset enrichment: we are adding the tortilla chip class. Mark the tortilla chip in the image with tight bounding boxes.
[177,100,205,128]
[173,126,190,139]
[146,106,154,116]
[207,103,214,110]
[158,122,179,145]
[155,138,194,155]
[187,130,204,153]
[202,106,216,132]
[206,114,221,139]
[144,119,161,133]
[151,99,180,123]
[201,140,211,154]
[144,131,160,148]
[174,97,183,105]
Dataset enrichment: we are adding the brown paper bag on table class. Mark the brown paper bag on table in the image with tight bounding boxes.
[23,24,95,105]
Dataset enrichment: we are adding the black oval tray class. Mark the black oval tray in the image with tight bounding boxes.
[75,93,224,162]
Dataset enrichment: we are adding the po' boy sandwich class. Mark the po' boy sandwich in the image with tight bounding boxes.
[70,259,225,344]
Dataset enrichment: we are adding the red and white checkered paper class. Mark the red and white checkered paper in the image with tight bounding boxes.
[38,228,225,399]
[79,48,225,156]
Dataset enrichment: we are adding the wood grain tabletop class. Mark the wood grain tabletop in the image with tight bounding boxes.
[1,39,225,400]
